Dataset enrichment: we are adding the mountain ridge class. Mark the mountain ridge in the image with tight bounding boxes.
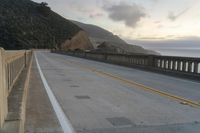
[72,20,126,44]
[72,20,159,55]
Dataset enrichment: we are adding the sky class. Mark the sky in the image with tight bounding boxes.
[32,0,200,42]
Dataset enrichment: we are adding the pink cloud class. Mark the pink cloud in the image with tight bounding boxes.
[89,13,104,18]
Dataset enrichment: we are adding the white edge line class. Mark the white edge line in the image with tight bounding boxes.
[35,53,75,133]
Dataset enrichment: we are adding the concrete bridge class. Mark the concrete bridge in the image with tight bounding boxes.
[1,48,200,133]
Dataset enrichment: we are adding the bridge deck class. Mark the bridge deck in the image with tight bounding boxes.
[31,51,200,133]
[25,58,63,133]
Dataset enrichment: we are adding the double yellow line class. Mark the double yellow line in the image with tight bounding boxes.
[67,60,200,109]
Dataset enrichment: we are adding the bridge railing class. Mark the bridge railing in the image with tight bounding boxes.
[53,50,200,80]
[154,56,200,75]
[0,48,32,128]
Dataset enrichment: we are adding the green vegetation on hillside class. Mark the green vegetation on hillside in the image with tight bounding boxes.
[0,0,81,49]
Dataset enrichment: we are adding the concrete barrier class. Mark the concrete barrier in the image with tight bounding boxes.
[52,50,200,81]
[0,48,7,128]
[0,48,32,129]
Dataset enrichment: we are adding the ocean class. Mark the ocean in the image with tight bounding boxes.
[130,39,200,58]
[150,47,200,58]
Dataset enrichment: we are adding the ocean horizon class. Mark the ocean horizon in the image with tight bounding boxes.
[152,48,200,58]
[131,39,200,58]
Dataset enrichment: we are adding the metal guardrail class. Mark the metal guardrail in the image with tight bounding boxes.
[0,48,32,128]
[52,50,200,80]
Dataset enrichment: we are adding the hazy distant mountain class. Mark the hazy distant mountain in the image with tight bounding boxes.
[72,20,159,55]
[72,20,126,44]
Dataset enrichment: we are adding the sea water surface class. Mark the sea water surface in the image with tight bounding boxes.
[131,39,200,58]
[152,47,200,58]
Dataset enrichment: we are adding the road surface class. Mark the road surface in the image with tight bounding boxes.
[34,51,200,133]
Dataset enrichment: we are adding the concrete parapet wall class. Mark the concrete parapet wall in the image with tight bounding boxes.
[0,48,7,128]
[0,48,32,129]
[53,50,200,81]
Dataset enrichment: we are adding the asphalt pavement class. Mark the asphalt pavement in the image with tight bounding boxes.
[34,51,200,133]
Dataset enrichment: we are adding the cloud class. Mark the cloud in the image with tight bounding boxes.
[89,13,104,18]
[157,24,163,29]
[176,36,200,40]
[168,8,189,21]
[151,0,159,3]
[154,21,161,24]
[168,12,178,21]
[104,3,146,28]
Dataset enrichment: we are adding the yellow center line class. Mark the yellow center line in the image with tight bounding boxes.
[66,60,200,108]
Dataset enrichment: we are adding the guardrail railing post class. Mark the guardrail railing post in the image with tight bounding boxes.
[24,50,27,68]
[148,55,154,67]
[0,48,8,128]
[194,62,198,74]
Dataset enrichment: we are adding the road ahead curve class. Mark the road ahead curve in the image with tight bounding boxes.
[35,51,200,133]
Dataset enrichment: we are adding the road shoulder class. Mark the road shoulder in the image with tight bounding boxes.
[25,57,63,133]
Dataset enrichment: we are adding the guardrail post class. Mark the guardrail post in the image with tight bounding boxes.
[168,60,172,70]
[188,61,192,73]
[24,51,27,68]
[0,48,8,128]
[182,61,186,72]
[104,53,108,61]
[148,55,154,67]
[194,62,198,74]
[177,60,181,71]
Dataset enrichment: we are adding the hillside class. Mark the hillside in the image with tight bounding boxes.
[72,20,126,44]
[0,0,92,50]
[72,21,159,55]
[0,0,158,55]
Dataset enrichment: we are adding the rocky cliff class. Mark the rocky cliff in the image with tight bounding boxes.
[60,31,93,50]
